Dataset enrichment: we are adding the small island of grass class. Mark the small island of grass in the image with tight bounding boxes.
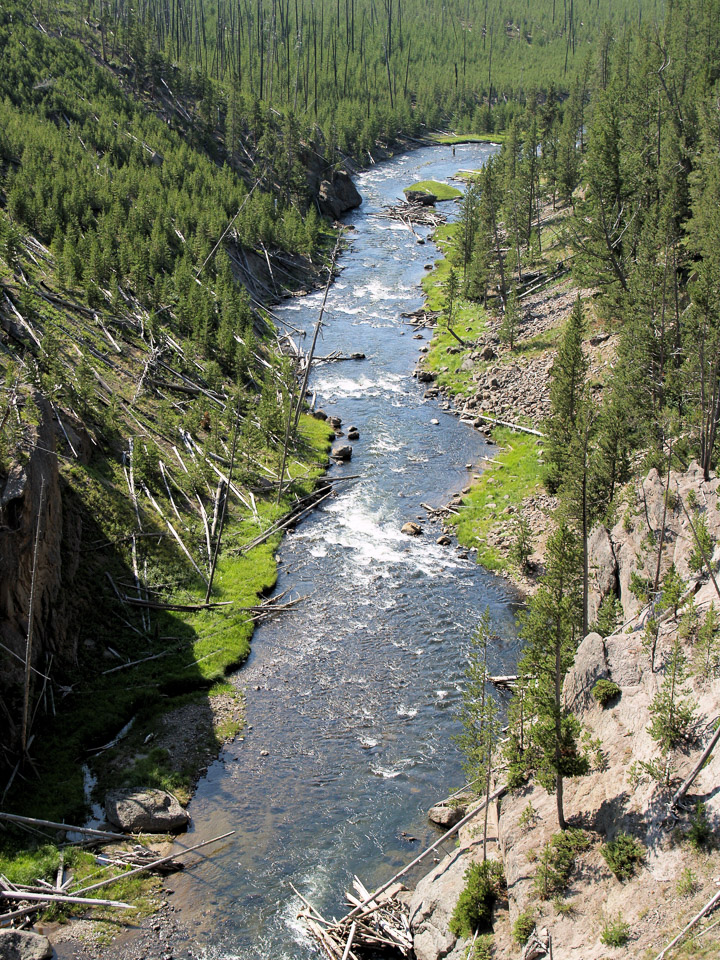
[404,179,462,201]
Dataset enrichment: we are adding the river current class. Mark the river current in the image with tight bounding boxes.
[166,142,522,959]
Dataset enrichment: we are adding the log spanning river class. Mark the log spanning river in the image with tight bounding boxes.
[166,143,522,959]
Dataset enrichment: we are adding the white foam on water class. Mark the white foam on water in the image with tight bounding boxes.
[351,278,398,301]
[396,704,418,718]
[360,736,379,748]
[435,690,449,700]
[312,371,407,400]
[371,764,402,779]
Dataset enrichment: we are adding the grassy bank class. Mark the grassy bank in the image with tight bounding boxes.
[405,179,462,200]
[420,219,545,576]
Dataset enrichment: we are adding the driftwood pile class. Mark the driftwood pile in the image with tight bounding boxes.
[372,200,446,230]
[296,877,412,958]
[0,812,232,928]
[402,307,442,329]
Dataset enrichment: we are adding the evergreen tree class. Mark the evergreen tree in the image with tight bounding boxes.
[544,296,589,494]
[516,521,589,829]
[454,608,501,859]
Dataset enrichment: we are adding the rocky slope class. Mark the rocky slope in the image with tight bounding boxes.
[409,463,720,960]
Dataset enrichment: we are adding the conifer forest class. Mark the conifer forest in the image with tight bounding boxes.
[1,0,720,957]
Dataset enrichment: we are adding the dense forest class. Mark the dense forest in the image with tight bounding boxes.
[2,0,720,953]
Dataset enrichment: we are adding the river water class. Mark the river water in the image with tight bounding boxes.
[167,143,522,959]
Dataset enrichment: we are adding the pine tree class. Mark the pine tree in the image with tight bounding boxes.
[454,608,501,859]
[517,520,589,829]
[648,639,697,783]
[499,286,519,351]
[544,296,589,494]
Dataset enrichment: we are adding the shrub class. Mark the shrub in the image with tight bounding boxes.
[449,859,505,938]
[676,867,697,897]
[687,802,711,850]
[518,801,537,832]
[512,908,536,945]
[467,934,493,960]
[592,678,621,707]
[534,829,591,899]
[591,595,622,637]
[600,831,645,880]
[600,913,630,947]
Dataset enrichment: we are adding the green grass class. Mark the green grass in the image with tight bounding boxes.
[450,428,542,572]
[430,132,507,145]
[405,179,462,200]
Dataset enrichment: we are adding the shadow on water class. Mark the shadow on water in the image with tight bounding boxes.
[152,142,521,960]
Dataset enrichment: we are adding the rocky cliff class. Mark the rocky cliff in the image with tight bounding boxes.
[410,463,720,959]
[0,395,83,758]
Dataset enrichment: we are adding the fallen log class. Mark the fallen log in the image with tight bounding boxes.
[472,413,545,437]
[71,831,235,896]
[0,812,128,841]
[0,890,134,909]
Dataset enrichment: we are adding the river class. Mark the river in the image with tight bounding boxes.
[164,142,522,960]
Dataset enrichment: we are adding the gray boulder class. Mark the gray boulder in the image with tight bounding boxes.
[317,172,362,220]
[331,444,352,461]
[0,931,53,960]
[587,524,618,627]
[105,788,189,833]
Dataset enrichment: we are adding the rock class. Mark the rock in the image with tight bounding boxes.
[0,931,53,960]
[350,352,366,359]
[405,189,437,206]
[347,428,360,440]
[523,927,550,960]
[587,523,618,626]
[401,522,423,536]
[428,802,468,827]
[480,346,496,361]
[317,171,362,220]
[409,844,472,960]
[424,264,433,271]
[328,415,342,429]
[313,409,328,420]
[105,788,189,833]
[331,444,352,461]
[459,357,474,372]
[563,632,608,711]
[430,419,440,425]
[417,370,435,383]
[436,535,451,546]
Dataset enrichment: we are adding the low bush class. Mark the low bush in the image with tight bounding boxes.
[512,908,535,945]
[449,859,505,938]
[600,831,645,880]
[534,829,591,899]
[592,678,621,707]
[600,913,630,947]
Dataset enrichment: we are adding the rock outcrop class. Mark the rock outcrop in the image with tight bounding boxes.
[105,788,190,833]
[0,396,82,761]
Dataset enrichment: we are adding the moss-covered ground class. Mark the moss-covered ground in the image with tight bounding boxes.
[404,179,462,200]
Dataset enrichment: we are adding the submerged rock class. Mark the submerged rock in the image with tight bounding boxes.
[105,788,189,833]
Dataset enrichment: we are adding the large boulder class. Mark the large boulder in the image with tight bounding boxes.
[563,632,608,711]
[0,931,53,960]
[405,189,437,206]
[331,444,352,461]
[105,788,189,833]
[317,171,362,220]
[587,524,618,627]
[408,844,468,960]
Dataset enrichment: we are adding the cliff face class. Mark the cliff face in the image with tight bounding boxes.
[0,397,81,757]
[411,464,720,959]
